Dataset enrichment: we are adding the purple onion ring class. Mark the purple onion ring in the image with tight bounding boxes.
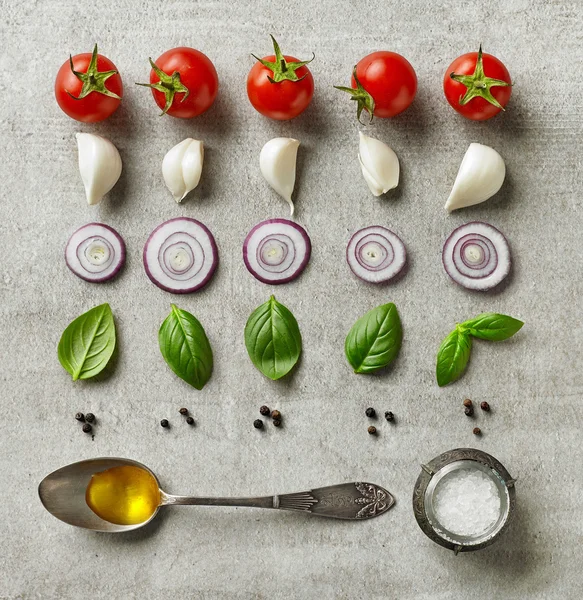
[65,223,126,283]
[346,226,406,283]
[143,218,218,294]
[243,219,311,285]
[442,221,510,291]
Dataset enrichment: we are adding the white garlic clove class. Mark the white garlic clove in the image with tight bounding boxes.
[259,137,300,216]
[76,133,122,206]
[162,138,204,203]
[445,143,506,212]
[358,132,400,197]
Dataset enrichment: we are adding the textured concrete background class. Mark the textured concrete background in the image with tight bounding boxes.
[1,0,582,598]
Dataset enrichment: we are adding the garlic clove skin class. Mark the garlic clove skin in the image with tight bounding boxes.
[76,133,122,206]
[445,143,506,212]
[259,137,300,216]
[162,138,204,203]
[358,132,400,197]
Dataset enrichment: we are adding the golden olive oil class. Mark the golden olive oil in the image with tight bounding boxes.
[85,465,160,525]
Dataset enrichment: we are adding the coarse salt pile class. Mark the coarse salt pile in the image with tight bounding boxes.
[433,467,501,537]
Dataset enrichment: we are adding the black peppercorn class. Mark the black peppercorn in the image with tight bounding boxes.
[253,419,263,429]
[179,408,188,416]
[480,401,490,412]
[271,410,281,420]
[384,411,394,422]
[367,426,377,435]
[75,412,85,422]
[186,416,195,425]
[473,427,482,436]
[160,419,169,428]
[82,423,92,434]
[464,406,474,417]
[365,407,376,418]
[463,399,473,408]
[85,413,95,423]
[273,419,282,427]
[259,405,270,416]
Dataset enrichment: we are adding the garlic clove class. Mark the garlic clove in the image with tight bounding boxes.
[445,143,506,212]
[358,132,399,197]
[162,138,204,203]
[259,137,300,216]
[76,133,122,206]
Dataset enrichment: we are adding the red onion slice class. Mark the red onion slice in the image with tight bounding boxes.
[346,226,406,283]
[143,218,218,293]
[442,221,510,291]
[243,219,311,284]
[65,223,126,283]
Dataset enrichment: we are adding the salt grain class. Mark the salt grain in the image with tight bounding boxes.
[433,467,501,537]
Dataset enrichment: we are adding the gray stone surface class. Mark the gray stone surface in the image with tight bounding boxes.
[1,0,582,598]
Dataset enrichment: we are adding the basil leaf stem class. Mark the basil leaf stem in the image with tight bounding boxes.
[436,313,523,386]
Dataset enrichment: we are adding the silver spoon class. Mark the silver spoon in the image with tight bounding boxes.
[39,457,395,532]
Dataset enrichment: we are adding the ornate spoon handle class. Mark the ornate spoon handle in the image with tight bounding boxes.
[161,482,394,520]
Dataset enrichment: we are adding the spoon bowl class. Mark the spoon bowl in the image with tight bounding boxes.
[39,457,160,532]
[39,457,395,533]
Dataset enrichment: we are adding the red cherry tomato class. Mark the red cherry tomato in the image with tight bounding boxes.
[142,47,218,119]
[55,45,122,123]
[247,36,314,121]
[336,51,417,121]
[444,47,511,121]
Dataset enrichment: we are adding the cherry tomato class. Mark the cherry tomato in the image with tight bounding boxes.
[141,47,218,119]
[444,47,511,121]
[55,45,122,123]
[247,36,314,121]
[335,51,417,121]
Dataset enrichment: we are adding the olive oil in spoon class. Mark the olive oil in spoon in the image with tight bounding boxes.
[85,465,160,525]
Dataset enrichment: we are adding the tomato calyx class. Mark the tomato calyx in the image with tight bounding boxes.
[136,58,190,116]
[449,45,510,110]
[334,67,375,124]
[67,44,121,101]
[252,35,314,84]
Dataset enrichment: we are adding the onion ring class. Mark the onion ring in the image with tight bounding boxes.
[442,221,510,291]
[143,218,218,293]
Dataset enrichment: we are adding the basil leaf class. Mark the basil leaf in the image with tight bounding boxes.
[244,296,302,380]
[345,303,402,374]
[462,313,524,341]
[158,304,213,390]
[58,303,116,381]
[436,326,472,387]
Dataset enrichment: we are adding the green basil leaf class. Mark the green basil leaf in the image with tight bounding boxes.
[244,296,302,380]
[345,303,402,374]
[436,326,472,387]
[58,303,116,381]
[462,313,524,341]
[158,304,213,390]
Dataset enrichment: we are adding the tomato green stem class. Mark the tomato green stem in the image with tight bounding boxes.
[450,45,510,110]
[135,58,190,116]
[334,66,376,124]
[67,44,121,101]
[251,35,314,84]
